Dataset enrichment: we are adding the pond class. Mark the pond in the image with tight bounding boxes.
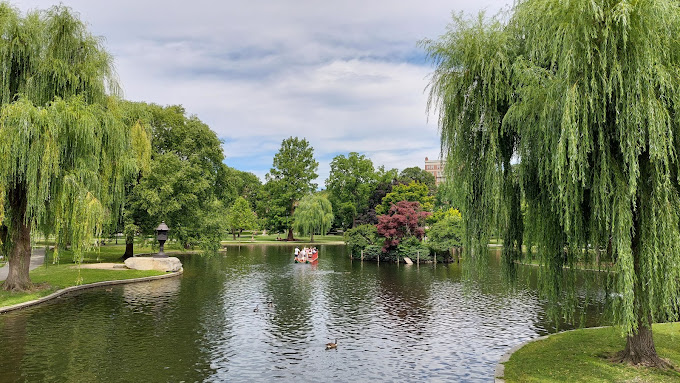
[0,245,603,382]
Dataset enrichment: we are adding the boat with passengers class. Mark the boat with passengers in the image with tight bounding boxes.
[294,247,318,263]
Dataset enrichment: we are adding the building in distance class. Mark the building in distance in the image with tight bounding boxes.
[424,157,445,186]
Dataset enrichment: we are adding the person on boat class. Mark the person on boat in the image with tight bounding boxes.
[295,247,300,257]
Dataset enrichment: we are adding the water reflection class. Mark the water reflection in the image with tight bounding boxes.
[0,245,604,382]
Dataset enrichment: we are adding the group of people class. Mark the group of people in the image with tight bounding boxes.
[294,247,317,258]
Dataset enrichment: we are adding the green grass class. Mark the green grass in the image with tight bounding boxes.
[503,323,680,382]
[221,234,345,245]
[0,264,164,308]
[1,244,171,308]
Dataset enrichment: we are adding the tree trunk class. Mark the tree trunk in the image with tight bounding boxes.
[232,229,236,240]
[613,152,670,368]
[123,242,134,259]
[122,231,134,259]
[287,227,294,241]
[615,317,669,368]
[310,233,314,242]
[3,186,32,292]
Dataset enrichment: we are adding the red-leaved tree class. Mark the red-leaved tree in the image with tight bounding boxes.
[376,201,431,252]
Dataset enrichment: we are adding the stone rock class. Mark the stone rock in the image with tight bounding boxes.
[124,257,182,272]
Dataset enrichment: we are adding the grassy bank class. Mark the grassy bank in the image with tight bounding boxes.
[0,244,175,308]
[503,323,680,382]
[0,265,164,307]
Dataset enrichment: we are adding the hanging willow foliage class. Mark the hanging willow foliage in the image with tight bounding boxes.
[425,0,680,365]
[0,4,148,290]
[293,194,334,242]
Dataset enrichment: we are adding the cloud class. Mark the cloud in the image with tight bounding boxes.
[15,0,511,185]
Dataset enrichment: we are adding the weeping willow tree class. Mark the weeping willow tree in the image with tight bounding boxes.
[424,0,680,367]
[293,194,334,242]
[0,4,149,291]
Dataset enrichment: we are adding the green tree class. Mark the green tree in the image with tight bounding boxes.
[265,137,318,240]
[426,209,463,254]
[293,194,333,242]
[200,198,228,251]
[0,5,148,291]
[214,165,261,211]
[399,167,436,194]
[227,197,257,240]
[343,224,379,255]
[123,103,225,253]
[235,171,262,209]
[376,181,434,215]
[424,0,680,366]
[355,167,399,225]
[325,152,376,229]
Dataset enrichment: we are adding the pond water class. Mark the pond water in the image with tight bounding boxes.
[0,245,603,382]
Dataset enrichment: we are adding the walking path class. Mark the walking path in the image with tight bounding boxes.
[0,248,46,282]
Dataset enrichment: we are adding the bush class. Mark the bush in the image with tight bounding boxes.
[353,244,383,261]
[426,213,463,255]
[397,243,432,262]
[350,243,434,263]
[344,224,379,255]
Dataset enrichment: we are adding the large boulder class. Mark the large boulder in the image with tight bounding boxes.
[124,257,182,272]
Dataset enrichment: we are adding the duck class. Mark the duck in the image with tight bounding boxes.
[325,339,338,350]
[253,305,259,312]
[267,300,274,308]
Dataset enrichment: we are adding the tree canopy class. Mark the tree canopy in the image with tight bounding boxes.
[0,5,147,291]
[326,152,376,229]
[399,167,436,194]
[293,194,334,242]
[123,103,225,251]
[426,209,463,255]
[227,196,257,240]
[376,181,434,215]
[265,137,318,240]
[354,167,398,226]
[424,0,680,366]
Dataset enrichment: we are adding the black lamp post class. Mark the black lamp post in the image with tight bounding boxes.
[155,221,169,258]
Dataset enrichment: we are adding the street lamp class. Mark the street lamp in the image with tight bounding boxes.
[155,221,169,258]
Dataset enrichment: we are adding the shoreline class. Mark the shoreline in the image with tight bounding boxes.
[494,326,608,382]
[0,268,183,314]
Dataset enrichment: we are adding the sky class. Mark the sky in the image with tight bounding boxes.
[16,0,511,186]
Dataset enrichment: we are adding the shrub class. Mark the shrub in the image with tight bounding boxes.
[344,224,379,255]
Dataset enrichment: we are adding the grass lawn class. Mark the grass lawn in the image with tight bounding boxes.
[0,265,164,308]
[0,243,174,308]
[221,233,345,245]
[503,323,680,382]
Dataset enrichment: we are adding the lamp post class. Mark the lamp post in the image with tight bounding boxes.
[155,221,169,258]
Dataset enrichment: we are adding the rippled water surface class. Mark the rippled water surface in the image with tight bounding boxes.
[0,245,601,382]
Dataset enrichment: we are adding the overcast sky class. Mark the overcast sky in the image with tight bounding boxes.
[16,0,511,185]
